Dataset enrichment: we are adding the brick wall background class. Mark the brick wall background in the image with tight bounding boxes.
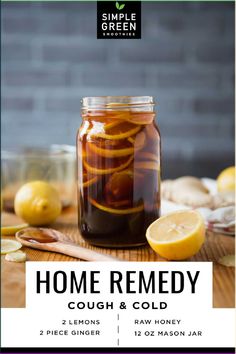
[1,1,235,178]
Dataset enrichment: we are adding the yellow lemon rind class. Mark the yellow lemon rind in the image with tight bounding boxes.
[1,223,29,236]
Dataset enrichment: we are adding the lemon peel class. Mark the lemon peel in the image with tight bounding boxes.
[1,223,29,236]
[89,197,144,215]
[83,155,133,175]
[107,200,130,208]
[128,137,135,144]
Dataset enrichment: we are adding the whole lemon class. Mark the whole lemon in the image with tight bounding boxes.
[217,166,235,192]
[14,181,62,226]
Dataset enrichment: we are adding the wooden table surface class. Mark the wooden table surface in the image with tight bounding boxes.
[1,208,235,309]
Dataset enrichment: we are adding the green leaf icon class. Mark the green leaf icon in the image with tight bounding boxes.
[116,1,125,10]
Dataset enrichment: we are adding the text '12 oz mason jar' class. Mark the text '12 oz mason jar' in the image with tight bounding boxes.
[77,96,161,247]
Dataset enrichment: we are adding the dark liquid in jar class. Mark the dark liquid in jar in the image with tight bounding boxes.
[77,110,161,248]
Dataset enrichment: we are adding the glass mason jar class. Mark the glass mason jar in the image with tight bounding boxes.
[77,96,161,248]
[1,145,76,213]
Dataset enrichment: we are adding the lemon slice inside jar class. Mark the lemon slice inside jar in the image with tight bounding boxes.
[134,161,160,171]
[84,155,134,175]
[81,176,99,188]
[136,152,158,162]
[107,200,131,208]
[88,131,146,159]
[91,125,141,140]
[128,132,146,149]
[89,197,144,215]
[126,113,155,125]
[104,120,123,131]
[88,143,134,158]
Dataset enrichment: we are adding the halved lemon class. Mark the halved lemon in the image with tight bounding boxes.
[146,210,205,260]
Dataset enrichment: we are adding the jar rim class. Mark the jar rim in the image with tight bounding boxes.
[81,96,155,110]
[2,145,76,160]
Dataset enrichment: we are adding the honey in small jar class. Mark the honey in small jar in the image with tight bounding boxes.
[77,96,161,247]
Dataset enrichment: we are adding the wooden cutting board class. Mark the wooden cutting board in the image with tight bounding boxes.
[1,209,235,309]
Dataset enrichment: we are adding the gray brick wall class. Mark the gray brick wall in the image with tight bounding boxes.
[1,1,235,178]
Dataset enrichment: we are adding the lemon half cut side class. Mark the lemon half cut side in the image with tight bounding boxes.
[146,210,205,260]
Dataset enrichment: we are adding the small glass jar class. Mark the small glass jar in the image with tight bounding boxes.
[77,96,161,248]
[1,145,76,212]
